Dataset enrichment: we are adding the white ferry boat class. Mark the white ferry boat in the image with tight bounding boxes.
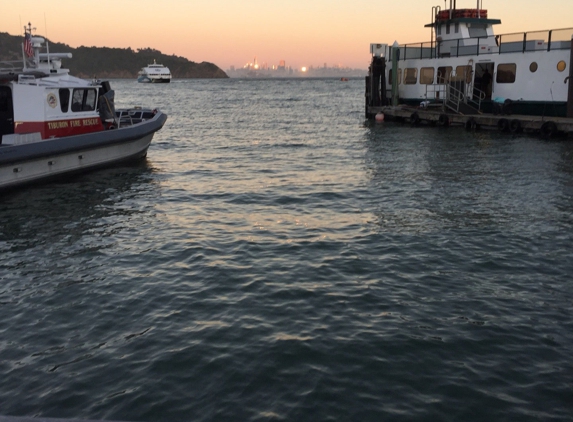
[137,60,172,83]
[367,0,573,118]
[0,24,168,190]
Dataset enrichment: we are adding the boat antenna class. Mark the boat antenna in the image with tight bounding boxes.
[20,17,24,68]
[44,13,50,64]
[44,13,49,38]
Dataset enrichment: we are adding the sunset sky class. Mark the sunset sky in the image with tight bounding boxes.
[2,0,573,71]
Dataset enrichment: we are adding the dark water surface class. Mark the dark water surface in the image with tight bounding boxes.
[1,79,572,421]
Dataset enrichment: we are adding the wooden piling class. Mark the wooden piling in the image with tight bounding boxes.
[567,37,573,119]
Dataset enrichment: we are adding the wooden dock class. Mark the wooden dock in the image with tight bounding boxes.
[0,417,131,422]
[367,105,573,138]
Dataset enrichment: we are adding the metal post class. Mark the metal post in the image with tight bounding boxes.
[567,37,573,118]
[392,41,399,106]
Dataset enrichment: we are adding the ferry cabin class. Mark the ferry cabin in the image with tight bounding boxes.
[371,4,573,117]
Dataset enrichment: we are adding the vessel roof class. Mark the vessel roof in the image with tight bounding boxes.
[425,18,501,27]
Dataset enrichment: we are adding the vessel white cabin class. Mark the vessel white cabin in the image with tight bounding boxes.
[367,0,573,117]
[137,60,171,83]
[1,35,107,143]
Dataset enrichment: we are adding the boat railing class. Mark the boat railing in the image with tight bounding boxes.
[444,81,467,114]
[440,71,484,115]
[0,61,21,74]
[116,111,133,128]
[469,86,486,111]
[115,109,152,128]
[392,27,573,60]
[424,83,447,103]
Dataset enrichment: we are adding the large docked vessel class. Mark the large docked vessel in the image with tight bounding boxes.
[366,0,573,118]
[137,60,172,83]
[0,24,168,190]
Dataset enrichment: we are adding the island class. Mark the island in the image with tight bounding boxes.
[0,32,228,79]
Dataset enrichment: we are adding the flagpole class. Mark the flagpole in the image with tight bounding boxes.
[22,25,27,69]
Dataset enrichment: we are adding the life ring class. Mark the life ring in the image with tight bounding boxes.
[438,114,450,127]
[410,112,421,125]
[540,121,558,138]
[497,118,509,132]
[509,119,522,133]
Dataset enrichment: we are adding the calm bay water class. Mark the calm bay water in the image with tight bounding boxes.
[1,78,572,421]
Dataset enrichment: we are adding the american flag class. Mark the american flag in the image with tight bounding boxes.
[24,33,34,57]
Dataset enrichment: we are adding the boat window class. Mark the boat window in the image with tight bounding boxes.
[469,26,488,38]
[455,65,472,83]
[529,62,538,73]
[455,23,459,34]
[84,89,96,111]
[59,89,70,112]
[437,66,453,83]
[437,25,442,36]
[71,88,98,112]
[404,68,418,84]
[497,63,517,83]
[557,61,567,72]
[420,67,435,84]
[71,90,83,112]
[446,23,450,35]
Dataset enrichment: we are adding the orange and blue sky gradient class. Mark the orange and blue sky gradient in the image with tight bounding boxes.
[2,0,573,70]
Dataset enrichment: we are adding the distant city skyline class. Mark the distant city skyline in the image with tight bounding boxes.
[226,57,366,78]
[2,0,572,70]
[228,57,364,71]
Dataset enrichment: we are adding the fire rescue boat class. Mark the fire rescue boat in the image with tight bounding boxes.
[0,23,168,190]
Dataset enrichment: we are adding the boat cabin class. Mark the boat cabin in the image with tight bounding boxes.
[1,30,108,145]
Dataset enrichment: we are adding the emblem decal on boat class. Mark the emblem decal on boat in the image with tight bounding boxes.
[47,93,58,108]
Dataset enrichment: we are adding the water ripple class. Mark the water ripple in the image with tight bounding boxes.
[1,79,572,421]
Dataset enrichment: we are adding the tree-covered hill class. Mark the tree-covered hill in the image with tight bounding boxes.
[0,32,228,79]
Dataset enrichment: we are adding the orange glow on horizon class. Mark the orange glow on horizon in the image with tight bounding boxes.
[2,0,573,71]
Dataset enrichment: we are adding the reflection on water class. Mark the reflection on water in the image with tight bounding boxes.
[364,123,573,234]
[1,160,157,236]
[1,79,572,422]
[0,160,159,300]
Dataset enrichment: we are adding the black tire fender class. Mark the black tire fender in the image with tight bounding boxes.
[465,118,479,131]
[540,121,558,138]
[438,114,450,127]
[497,118,509,132]
[509,119,522,133]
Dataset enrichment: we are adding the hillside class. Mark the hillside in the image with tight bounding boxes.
[0,32,228,79]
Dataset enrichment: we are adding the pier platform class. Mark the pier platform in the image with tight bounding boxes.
[0,417,130,422]
[367,105,573,138]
